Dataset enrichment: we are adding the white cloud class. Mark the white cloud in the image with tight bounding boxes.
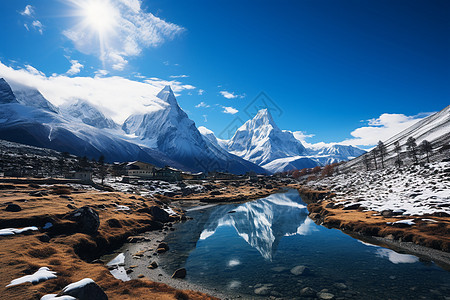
[292,131,315,142]
[198,89,204,95]
[222,106,238,114]
[220,90,238,99]
[195,101,210,108]
[20,5,44,34]
[203,114,207,122]
[64,0,184,69]
[340,113,429,147]
[94,69,109,77]
[66,60,84,75]
[169,75,188,78]
[0,61,194,124]
[21,5,34,17]
[32,20,43,34]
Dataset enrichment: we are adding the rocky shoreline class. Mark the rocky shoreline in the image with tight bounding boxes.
[298,187,450,268]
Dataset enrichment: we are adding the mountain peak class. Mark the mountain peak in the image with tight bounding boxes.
[156,85,178,107]
[0,78,18,104]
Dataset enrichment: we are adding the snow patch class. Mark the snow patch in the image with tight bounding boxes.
[7,267,57,287]
[0,226,38,236]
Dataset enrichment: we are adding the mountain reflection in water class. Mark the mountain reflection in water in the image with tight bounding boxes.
[197,190,312,260]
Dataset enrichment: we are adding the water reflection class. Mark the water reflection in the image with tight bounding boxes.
[198,189,310,260]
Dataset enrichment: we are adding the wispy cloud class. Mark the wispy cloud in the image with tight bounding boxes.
[20,5,44,34]
[222,106,238,114]
[0,61,194,124]
[169,75,188,78]
[220,90,238,99]
[198,89,204,95]
[66,60,84,75]
[195,101,210,108]
[64,0,184,70]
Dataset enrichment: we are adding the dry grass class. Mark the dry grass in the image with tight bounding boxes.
[0,181,218,300]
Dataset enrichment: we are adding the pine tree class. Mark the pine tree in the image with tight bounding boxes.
[406,137,418,164]
[420,140,432,163]
[394,141,402,168]
[363,154,371,171]
[372,148,378,170]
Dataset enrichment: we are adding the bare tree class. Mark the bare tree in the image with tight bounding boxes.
[372,148,378,170]
[363,154,371,171]
[394,141,402,168]
[377,140,386,168]
[406,137,418,164]
[98,155,107,185]
[420,140,432,163]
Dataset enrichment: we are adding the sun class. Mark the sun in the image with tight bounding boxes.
[79,0,117,34]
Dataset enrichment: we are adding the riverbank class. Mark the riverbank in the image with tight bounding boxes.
[298,187,450,267]
[0,181,218,299]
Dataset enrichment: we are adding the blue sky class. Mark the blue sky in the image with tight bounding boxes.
[0,0,448,147]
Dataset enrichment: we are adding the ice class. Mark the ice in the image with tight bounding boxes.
[41,295,76,300]
[7,267,57,287]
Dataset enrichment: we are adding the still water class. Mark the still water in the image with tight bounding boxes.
[160,189,450,299]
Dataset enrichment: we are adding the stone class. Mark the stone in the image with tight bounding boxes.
[66,206,100,234]
[333,282,348,290]
[300,287,316,297]
[5,203,21,212]
[290,265,310,276]
[172,268,186,279]
[106,218,122,228]
[148,261,158,269]
[265,184,273,189]
[38,234,50,243]
[254,286,270,295]
[317,292,335,300]
[157,242,169,251]
[138,206,170,223]
[60,278,108,300]
[381,210,393,217]
[157,247,167,253]
[271,266,287,273]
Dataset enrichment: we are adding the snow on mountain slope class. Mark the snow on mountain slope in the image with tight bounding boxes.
[6,79,58,113]
[261,156,319,174]
[227,109,307,166]
[0,78,18,104]
[60,99,118,129]
[305,144,366,165]
[123,86,266,174]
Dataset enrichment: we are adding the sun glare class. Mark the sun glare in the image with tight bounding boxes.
[80,0,117,34]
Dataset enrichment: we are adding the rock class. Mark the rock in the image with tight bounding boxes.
[38,234,50,243]
[148,261,158,269]
[333,282,348,290]
[66,206,100,234]
[271,266,287,273]
[210,190,222,195]
[106,218,122,228]
[300,287,316,297]
[127,236,147,243]
[157,242,169,251]
[317,292,335,300]
[290,265,310,276]
[172,268,186,279]
[67,204,76,209]
[138,206,170,223]
[381,210,393,217]
[60,278,108,300]
[5,203,21,212]
[157,247,167,253]
[254,286,270,295]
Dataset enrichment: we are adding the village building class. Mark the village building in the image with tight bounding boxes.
[126,161,156,178]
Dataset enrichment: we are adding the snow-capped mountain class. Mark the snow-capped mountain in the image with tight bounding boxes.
[123,86,266,174]
[200,109,366,173]
[60,99,118,129]
[6,79,58,113]
[0,78,182,167]
[226,109,308,165]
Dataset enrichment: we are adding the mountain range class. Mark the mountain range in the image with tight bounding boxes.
[0,77,366,173]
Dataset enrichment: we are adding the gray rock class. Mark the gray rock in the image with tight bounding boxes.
[300,287,316,296]
[254,286,270,295]
[60,278,108,300]
[138,206,170,223]
[172,268,187,279]
[317,292,335,300]
[290,265,310,276]
[66,206,100,234]
[333,282,348,290]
